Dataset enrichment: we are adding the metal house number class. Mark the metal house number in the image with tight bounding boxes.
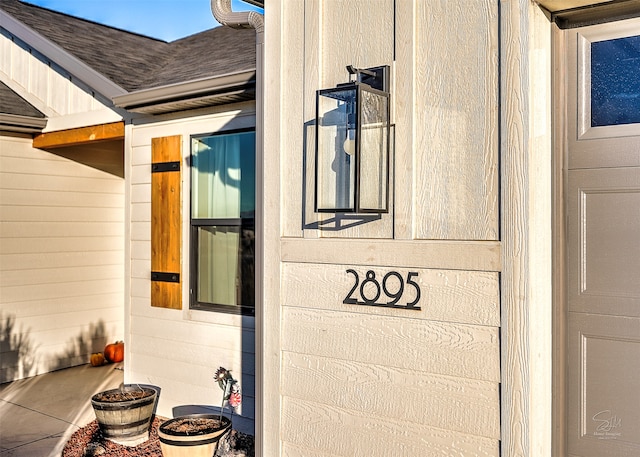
[343,269,421,310]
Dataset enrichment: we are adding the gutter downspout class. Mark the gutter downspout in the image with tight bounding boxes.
[211,0,264,33]
[210,0,265,451]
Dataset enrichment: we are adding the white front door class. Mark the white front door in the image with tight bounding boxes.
[563,17,640,457]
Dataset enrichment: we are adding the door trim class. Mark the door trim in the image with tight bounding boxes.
[552,21,569,457]
[500,3,554,456]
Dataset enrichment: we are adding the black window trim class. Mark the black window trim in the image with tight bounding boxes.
[189,128,256,316]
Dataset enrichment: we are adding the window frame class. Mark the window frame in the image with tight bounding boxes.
[189,128,256,316]
[576,19,640,140]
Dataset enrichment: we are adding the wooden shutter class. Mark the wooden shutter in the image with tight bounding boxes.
[151,135,182,309]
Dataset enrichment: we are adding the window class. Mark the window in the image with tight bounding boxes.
[576,20,640,140]
[190,129,255,315]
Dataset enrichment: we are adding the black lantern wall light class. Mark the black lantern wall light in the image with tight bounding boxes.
[315,65,391,213]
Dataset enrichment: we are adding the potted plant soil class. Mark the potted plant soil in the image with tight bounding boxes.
[91,384,157,446]
[158,367,241,457]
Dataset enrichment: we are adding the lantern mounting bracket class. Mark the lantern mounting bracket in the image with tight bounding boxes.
[343,65,389,93]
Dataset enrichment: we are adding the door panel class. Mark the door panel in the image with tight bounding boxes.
[567,168,640,317]
[568,313,640,457]
[564,16,640,457]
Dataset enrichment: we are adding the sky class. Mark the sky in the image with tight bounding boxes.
[25,0,263,42]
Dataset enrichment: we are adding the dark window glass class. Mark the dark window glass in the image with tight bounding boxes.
[591,35,640,127]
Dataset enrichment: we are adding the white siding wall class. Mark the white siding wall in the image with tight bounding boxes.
[0,134,125,383]
[262,0,501,455]
[0,29,121,131]
[126,104,256,435]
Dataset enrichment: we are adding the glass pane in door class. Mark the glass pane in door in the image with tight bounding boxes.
[591,35,640,127]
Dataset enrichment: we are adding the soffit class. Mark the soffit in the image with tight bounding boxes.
[46,141,124,178]
[537,0,640,27]
[537,0,613,12]
[113,70,256,114]
[125,91,255,115]
[32,122,125,177]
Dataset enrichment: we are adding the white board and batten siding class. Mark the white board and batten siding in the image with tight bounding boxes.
[265,0,500,455]
[126,104,256,434]
[0,27,121,131]
[0,134,125,383]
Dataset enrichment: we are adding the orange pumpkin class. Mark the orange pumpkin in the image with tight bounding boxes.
[104,341,124,363]
[90,352,106,367]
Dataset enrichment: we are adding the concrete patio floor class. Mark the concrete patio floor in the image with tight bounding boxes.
[0,363,123,457]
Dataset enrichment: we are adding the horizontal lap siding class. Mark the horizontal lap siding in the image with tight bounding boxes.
[282,263,500,327]
[0,239,122,256]
[0,250,123,269]
[127,329,256,409]
[1,188,123,208]
[0,172,122,193]
[128,289,257,434]
[282,308,499,381]
[280,260,501,454]
[0,136,124,382]
[127,107,256,434]
[282,397,498,457]
[282,352,499,438]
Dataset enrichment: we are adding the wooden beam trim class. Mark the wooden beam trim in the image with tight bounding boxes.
[33,121,125,149]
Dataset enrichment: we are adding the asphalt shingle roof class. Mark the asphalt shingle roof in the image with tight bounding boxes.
[0,0,256,92]
[149,26,256,89]
[0,80,45,117]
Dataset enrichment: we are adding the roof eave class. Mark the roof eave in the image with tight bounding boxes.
[112,69,256,114]
[242,0,264,7]
[535,0,612,12]
[0,9,127,99]
[0,113,47,133]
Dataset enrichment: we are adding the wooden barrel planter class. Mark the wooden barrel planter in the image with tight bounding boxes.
[91,385,157,446]
[158,414,231,457]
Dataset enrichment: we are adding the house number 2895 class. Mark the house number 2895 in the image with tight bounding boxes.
[343,269,421,310]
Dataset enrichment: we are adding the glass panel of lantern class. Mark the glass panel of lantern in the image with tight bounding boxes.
[315,87,356,212]
[359,88,389,212]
